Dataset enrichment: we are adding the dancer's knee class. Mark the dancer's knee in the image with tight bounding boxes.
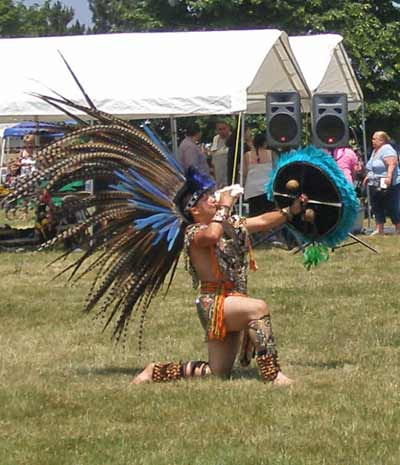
[249,299,269,321]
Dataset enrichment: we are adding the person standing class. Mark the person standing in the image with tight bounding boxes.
[177,123,210,176]
[364,131,400,235]
[210,120,231,187]
[226,127,253,185]
[333,146,359,185]
[19,134,36,177]
[243,133,275,217]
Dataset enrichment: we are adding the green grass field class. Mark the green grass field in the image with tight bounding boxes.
[1,235,399,465]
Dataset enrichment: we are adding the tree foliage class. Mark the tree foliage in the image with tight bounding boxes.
[0,0,85,37]
[0,0,22,35]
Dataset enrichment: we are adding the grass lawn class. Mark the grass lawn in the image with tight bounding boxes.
[0,235,399,465]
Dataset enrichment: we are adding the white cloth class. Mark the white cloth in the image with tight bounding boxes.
[244,161,273,200]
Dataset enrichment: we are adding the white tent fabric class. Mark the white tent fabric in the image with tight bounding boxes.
[0,30,310,122]
[289,34,363,111]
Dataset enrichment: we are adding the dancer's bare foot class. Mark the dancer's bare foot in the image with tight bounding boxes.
[272,371,293,386]
[130,363,155,385]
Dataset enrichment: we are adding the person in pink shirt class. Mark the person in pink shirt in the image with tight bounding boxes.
[333,146,359,185]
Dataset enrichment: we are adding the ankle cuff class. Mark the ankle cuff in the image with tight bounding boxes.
[256,353,280,382]
[152,362,183,382]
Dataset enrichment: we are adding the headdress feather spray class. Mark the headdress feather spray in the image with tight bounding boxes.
[3,60,214,347]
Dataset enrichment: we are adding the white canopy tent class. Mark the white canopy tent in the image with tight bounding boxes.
[0,29,310,122]
[0,29,311,190]
[289,34,363,110]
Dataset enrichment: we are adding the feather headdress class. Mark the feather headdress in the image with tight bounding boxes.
[3,60,215,345]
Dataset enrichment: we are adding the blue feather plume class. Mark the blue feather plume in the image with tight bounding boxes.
[142,124,184,175]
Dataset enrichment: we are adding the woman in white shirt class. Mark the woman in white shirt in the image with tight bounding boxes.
[19,134,36,176]
[243,133,275,217]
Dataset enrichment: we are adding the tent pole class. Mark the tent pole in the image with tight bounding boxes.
[34,115,39,148]
[361,101,371,228]
[170,117,178,156]
[0,138,5,184]
[239,112,245,216]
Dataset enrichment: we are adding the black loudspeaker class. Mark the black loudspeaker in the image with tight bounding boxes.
[312,93,349,148]
[266,91,301,148]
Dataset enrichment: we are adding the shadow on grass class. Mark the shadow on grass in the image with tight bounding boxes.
[70,359,359,382]
[75,365,264,381]
[75,366,140,377]
[232,366,259,380]
[79,366,265,381]
[293,359,354,369]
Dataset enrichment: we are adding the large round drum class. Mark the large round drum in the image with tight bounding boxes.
[266,146,359,247]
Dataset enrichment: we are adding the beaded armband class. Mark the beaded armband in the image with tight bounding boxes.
[211,206,230,223]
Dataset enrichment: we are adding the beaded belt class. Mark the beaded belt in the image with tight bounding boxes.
[200,281,245,340]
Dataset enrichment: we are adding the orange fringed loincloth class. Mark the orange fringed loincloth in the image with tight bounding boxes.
[197,281,246,341]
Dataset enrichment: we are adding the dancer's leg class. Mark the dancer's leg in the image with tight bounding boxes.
[207,331,241,378]
[223,295,292,385]
[131,360,212,385]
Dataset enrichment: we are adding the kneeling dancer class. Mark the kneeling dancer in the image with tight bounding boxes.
[3,86,306,387]
[133,179,306,386]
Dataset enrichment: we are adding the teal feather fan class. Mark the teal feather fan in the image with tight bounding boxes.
[265,145,359,267]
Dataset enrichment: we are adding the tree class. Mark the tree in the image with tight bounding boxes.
[89,0,173,32]
[0,0,24,36]
[22,0,85,36]
[0,0,85,38]
[89,0,299,32]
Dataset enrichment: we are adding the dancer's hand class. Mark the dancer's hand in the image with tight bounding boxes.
[215,184,244,208]
[290,194,308,216]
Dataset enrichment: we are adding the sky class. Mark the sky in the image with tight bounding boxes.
[22,0,92,26]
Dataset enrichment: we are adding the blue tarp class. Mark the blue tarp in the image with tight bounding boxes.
[3,121,73,138]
